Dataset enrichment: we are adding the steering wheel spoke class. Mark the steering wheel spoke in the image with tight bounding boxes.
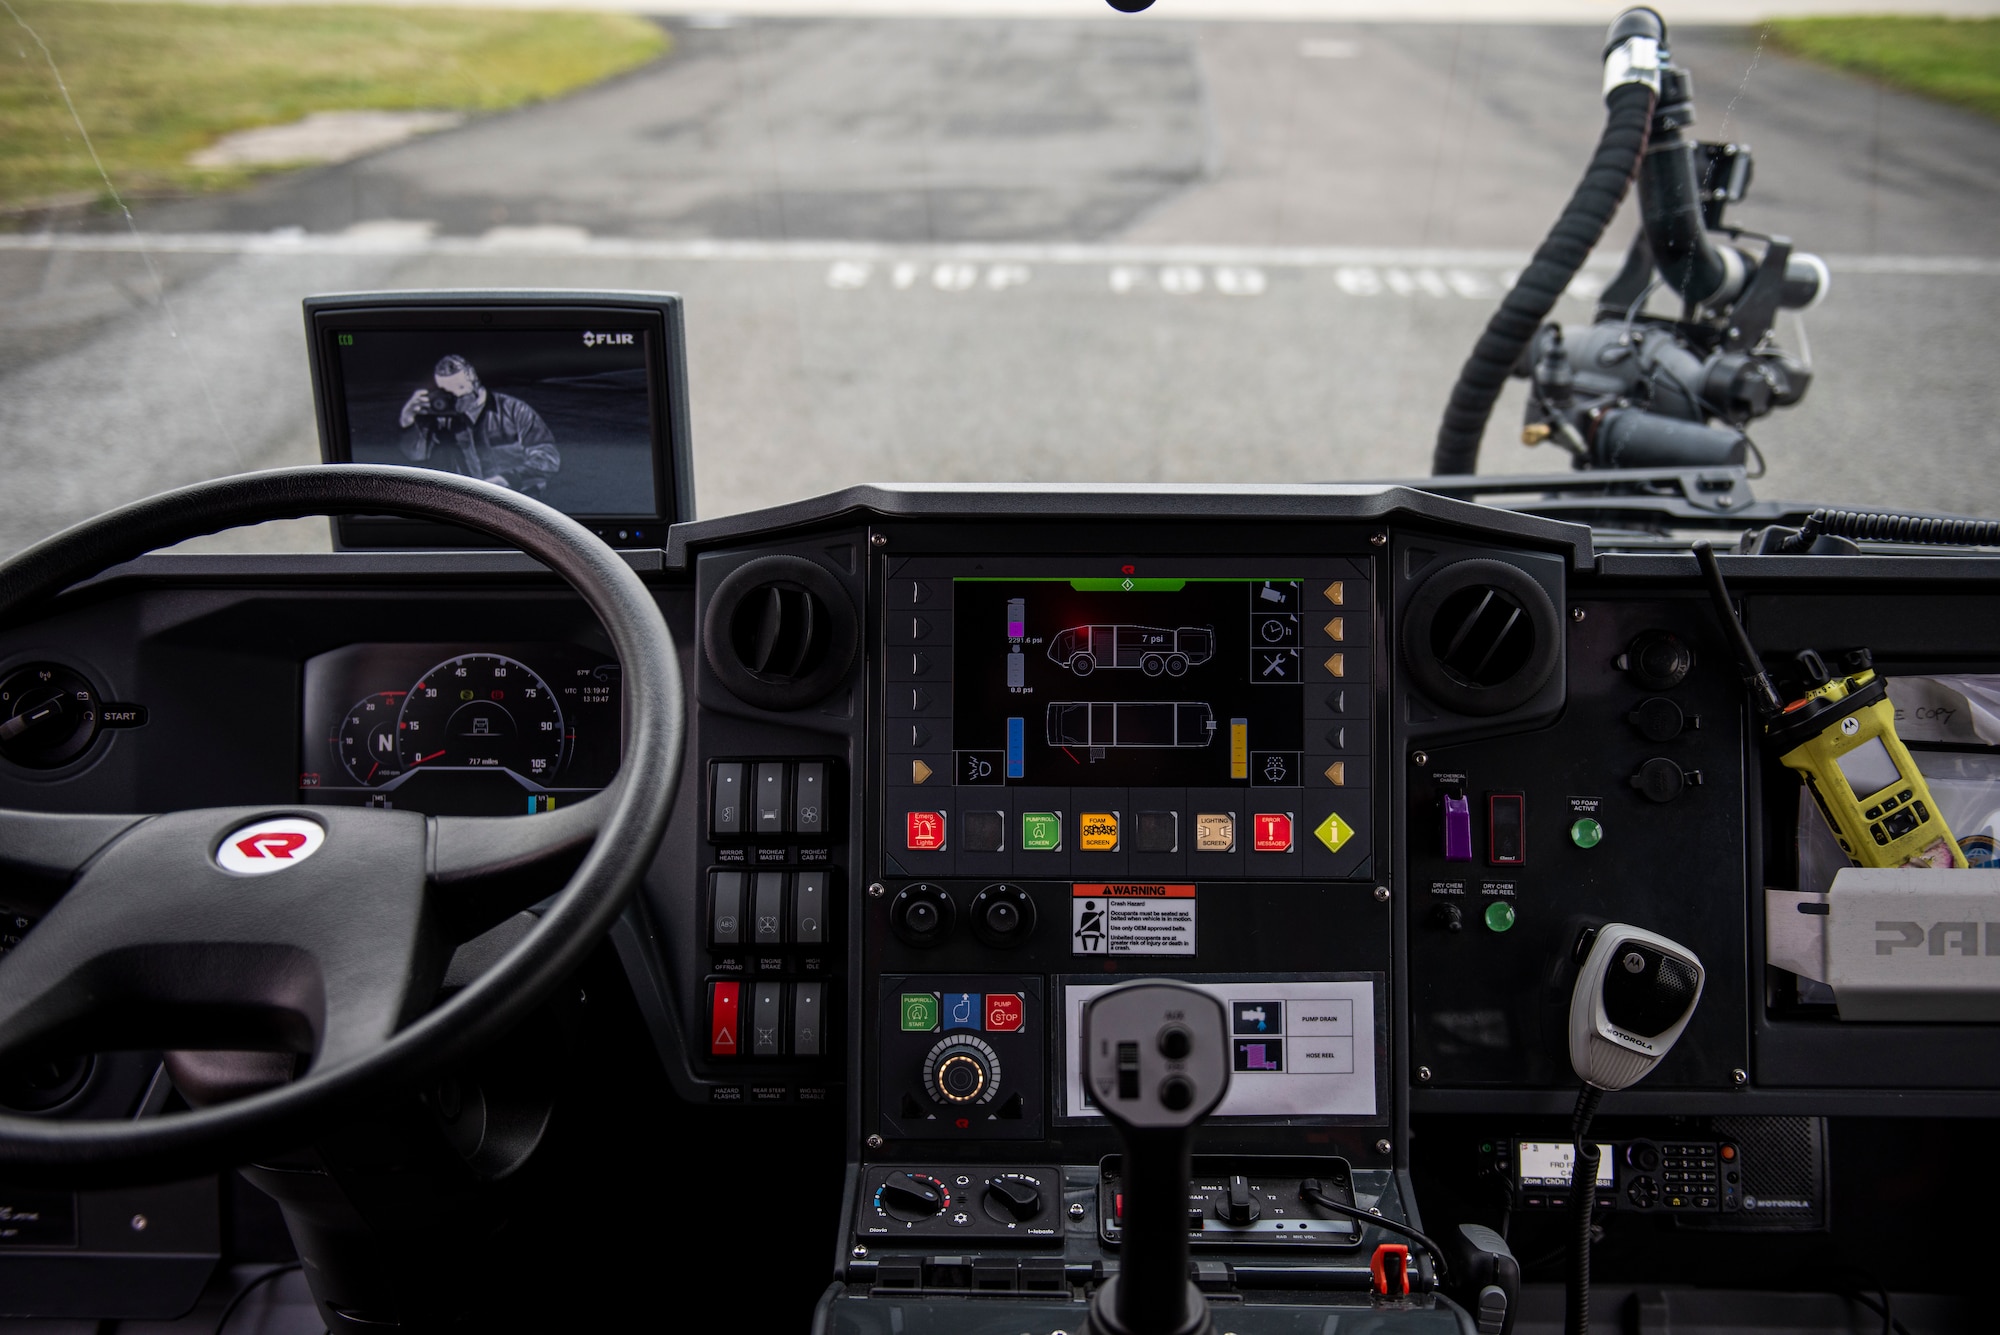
[428,795,608,936]
[0,806,440,1074]
[0,808,151,917]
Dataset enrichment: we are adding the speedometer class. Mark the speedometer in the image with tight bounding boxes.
[395,653,567,783]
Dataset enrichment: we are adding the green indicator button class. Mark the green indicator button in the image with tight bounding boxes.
[900,993,940,1032]
[1484,901,1517,933]
[1570,818,1604,849]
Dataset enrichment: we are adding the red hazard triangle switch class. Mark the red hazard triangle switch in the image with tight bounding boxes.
[710,981,740,1056]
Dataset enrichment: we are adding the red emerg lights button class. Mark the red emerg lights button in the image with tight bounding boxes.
[710,980,740,1056]
[1252,812,1294,853]
[907,811,946,851]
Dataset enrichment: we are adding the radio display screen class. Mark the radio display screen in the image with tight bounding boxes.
[951,577,1307,788]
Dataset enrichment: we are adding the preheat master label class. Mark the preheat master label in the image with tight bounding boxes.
[1071,883,1197,955]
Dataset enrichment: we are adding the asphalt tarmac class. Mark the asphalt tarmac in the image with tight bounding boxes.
[2,16,1997,556]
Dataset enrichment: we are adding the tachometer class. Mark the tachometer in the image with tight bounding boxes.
[333,690,407,786]
[395,654,566,783]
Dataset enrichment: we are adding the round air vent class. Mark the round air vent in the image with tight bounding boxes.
[1402,558,1560,717]
[704,555,857,711]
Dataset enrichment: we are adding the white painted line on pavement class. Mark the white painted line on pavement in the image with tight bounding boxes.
[1,229,1994,279]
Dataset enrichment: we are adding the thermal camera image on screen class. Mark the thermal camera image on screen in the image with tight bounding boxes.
[335,328,658,517]
[953,578,1306,787]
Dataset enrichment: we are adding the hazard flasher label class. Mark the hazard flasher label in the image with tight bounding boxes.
[1071,883,1197,957]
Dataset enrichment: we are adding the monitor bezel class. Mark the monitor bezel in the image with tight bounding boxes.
[305,290,694,549]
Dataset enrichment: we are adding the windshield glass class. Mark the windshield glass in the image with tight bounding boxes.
[4,0,1997,556]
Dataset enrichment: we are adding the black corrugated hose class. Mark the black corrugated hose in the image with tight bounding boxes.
[1431,24,1662,476]
[1564,1084,1605,1335]
[1781,509,2000,553]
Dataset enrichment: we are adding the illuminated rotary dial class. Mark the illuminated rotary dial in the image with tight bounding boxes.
[334,691,407,787]
[395,653,566,782]
[922,1036,1002,1106]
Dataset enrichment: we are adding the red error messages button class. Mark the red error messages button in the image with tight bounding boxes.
[1071,883,1197,957]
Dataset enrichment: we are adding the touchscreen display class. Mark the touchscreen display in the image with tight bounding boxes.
[330,327,659,517]
[1835,734,1902,799]
[1517,1141,1615,1189]
[952,578,1306,788]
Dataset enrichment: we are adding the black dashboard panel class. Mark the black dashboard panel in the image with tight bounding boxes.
[5,485,1999,1326]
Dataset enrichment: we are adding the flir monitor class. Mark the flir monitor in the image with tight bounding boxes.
[306,291,693,548]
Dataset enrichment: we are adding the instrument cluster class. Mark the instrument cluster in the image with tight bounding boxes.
[300,642,620,816]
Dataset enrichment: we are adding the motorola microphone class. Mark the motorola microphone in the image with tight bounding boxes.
[1569,923,1705,1092]
[1082,981,1229,1335]
[1562,924,1703,1335]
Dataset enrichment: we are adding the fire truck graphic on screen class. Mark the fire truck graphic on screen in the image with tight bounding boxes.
[1047,625,1214,677]
[1045,701,1217,750]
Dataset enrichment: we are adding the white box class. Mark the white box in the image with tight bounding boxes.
[1767,870,2000,1022]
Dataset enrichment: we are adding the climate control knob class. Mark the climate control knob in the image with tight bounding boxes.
[879,1171,947,1221]
[922,1036,1002,1106]
[984,1175,1043,1223]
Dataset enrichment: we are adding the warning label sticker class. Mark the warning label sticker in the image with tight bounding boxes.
[1070,884,1197,956]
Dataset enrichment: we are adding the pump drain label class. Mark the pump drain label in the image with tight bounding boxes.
[1071,883,1196,956]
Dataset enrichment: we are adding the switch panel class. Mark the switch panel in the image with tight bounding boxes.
[793,871,827,944]
[1488,793,1525,866]
[1443,790,1473,861]
[1099,1156,1361,1248]
[710,871,745,946]
[711,762,747,837]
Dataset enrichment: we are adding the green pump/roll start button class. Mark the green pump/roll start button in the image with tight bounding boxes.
[1484,901,1517,933]
[1570,817,1604,849]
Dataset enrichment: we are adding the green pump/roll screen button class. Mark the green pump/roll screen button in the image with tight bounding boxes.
[1570,817,1604,849]
[1484,901,1517,933]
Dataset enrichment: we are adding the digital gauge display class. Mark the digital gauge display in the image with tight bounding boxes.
[301,643,620,815]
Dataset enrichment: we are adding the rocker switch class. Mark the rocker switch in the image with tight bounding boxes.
[1443,789,1473,862]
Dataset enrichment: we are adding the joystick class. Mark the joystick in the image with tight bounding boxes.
[1081,981,1229,1335]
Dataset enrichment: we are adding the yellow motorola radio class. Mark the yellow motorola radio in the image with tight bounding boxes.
[1694,544,1965,870]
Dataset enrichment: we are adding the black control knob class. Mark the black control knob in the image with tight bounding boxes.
[881,1171,946,1221]
[923,1036,1000,1105]
[1217,1174,1262,1226]
[0,664,100,769]
[969,883,1037,948]
[890,883,955,948]
[1631,757,1701,803]
[1621,630,1693,690]
[1429,903,1464,933]
[1628,697,1686,741]
[984,1176,1043,1223]
[1158,1025,1192,1060]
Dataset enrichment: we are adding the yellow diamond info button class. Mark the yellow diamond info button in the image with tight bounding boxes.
[1312,811,1354,853]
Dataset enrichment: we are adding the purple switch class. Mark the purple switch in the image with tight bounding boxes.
[1443,791,1473,861]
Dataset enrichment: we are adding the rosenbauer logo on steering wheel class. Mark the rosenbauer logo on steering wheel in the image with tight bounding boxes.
[215,817,327,875]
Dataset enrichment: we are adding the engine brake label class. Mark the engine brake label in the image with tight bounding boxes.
[1071,883,1196,956]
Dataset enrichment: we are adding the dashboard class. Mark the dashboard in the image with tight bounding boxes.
[2,484,1995,1329]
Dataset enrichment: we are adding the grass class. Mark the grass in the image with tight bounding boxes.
[0,1,668,211]
[1766,16,2000,121]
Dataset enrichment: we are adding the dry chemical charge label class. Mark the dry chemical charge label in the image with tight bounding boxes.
[1070,883,1197,956]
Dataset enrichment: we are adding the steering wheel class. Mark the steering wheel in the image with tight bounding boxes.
[0,465,682,1185]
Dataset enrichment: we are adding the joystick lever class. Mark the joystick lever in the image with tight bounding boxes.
[1081,981,1230,1335]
